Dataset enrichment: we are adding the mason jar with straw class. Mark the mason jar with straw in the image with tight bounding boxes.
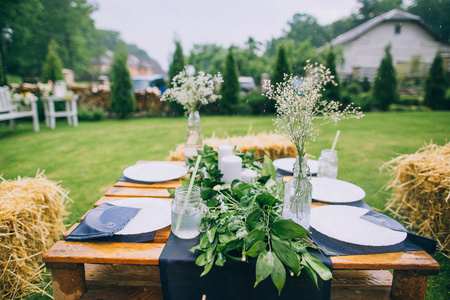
[317,130,340,179]
[171,156,205,239]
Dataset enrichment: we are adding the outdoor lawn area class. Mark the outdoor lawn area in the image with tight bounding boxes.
[1,111,449,299]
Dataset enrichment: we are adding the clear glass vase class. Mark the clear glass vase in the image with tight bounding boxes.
[283,156,312,229]
[184,111,203,163]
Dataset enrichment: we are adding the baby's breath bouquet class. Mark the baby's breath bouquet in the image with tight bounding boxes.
[161,66,223,113]
[162,66,223,161]
[264,61,364,228]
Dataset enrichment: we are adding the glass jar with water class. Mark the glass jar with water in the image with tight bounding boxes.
[317,149,338,179]
[171,185,204,239]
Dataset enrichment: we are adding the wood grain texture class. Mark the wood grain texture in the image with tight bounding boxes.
[331,251,439,271]
[85,264,161,288]
[105,187,171,198]
[44,241,164,265]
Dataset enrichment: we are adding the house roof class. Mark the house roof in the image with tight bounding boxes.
[330,9,444,46]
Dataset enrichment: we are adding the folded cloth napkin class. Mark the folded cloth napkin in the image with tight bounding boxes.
[310,205,436,256]
[159,233,332,300]
[66,203,155,242]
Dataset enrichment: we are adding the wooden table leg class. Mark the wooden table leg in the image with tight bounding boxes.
[391,270,430,300]
[46,262,86,300]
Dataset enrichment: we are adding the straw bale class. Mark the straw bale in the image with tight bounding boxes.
[0,171,70,299]
[167,133,298,161]
[383,142,450,253]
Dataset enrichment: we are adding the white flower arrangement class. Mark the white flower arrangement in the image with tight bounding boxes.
[264,61,364,158]
[161,66,223,113]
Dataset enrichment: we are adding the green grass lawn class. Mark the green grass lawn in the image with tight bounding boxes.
[1,111,449,299]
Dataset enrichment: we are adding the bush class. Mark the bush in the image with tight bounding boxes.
[389,104,431,112]
[424,53,448,110]
[398,95,422,106]
[78,106,106,121]
[42,39,64,83]
[352,92,375,112]
[372,45,399,111]
[242,92,272,115]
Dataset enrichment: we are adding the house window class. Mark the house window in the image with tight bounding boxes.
[395,24,402,34]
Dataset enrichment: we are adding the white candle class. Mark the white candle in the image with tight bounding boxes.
[221,155,242,183]
[241,168,258,183]
[218,144,233,171]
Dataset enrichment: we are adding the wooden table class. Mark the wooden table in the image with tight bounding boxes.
[43,161,440,300]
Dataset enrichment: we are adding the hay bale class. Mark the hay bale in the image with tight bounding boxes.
[168,133,298,161]
[383,142,450,253]
[0,171,70,299]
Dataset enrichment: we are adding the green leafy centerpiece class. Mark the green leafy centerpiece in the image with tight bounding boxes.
[161,67,223,162]
[264,62,364,228]
[184,146,332,294]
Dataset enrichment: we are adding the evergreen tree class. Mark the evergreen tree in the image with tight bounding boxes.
[42,39,64,83]
[220,47,240,114]
[323,47,341,103]
[271,43,291,86]
[110,43,135,119]
[167,40,185,115]
[424,52,448,110]
[0,50,5,86]
[372,45,398,111]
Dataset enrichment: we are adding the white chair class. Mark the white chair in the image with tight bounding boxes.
[0,86,39,132]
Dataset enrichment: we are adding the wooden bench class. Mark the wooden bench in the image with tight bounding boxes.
[0,86,39,132]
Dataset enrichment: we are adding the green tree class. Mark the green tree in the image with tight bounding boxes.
[372,45,399,111]
[323,47,341,103]
[271,43,291,86]
[424,52,448,110]
[110,44,135,119]
[220,47,240,114]
[42,39,64,82]
[0,50,5,85]
[408,0,450,42]
[188,44,226,74]
[167,40,186,115]
[359,0,403,22]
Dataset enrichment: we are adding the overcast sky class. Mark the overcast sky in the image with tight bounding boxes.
[90,0,362,71]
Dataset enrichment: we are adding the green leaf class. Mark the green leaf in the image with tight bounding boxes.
[200,233,209,248]
[271,253,286,295]
[255,251,274,287]
[263,156,277,180]
[206,240,218,262]
[270,219,310,239]
[201,187,214,199]
[247,209,262,231]
[244,240,267,258]
[218,232,237,244]
[201,260,214,277]
[303,263,318,289]
[215,252,226,266]
[244,229,266,248]
[271,239,301,274]
[256,194,276,207]
[167,188,175,198]
[188,244,201,253]
[195,253,208,266]
[206,227,217,244]
[303,252,332,281]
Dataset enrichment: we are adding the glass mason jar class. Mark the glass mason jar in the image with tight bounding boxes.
[171,185,204,239]
[184,111,203,164]
[283,156,312,229]
[317,149,338,179]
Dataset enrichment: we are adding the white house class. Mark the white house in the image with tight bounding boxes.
[328,9,450,81]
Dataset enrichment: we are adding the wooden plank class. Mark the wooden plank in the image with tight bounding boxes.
[114,179,181,189]
[85,264,161,288]
[332,270,392,288]
[44,241,165,265]
[331,251,439,271]
[50,263,86,300]
[105,187,171,198]
[391,270,429,300]
[80,286,163,300]
[63,224,171,244]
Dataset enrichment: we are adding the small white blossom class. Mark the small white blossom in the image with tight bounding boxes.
[161,66,223,113]
[264,62,364,157]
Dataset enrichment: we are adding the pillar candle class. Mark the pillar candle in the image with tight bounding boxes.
[221,155,242,183]
[241,168,258,183]
[218,144,233,171]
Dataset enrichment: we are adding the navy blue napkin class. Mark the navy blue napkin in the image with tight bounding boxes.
[66,203,156,243]
[159,233,331,300]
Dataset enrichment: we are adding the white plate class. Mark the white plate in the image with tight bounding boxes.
[123,162,188,182]
[311,177,365,203]
[311,205,407,246]
[272,158,318,174]
[111,198,171,235]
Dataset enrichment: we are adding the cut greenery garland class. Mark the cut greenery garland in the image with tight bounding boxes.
[170,145,332,294]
